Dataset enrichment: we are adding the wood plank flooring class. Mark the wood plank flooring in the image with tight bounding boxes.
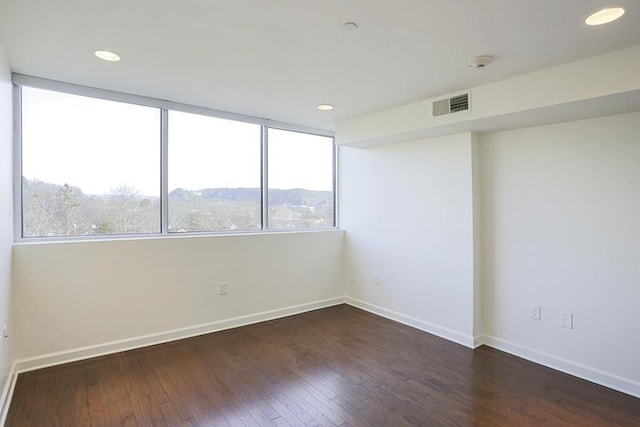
[6,305,640,426]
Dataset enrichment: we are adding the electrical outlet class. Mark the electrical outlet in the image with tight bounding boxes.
[372,273,380,285]
[561,312,573,329]
[219,281,228,296]
[530,305,541,321]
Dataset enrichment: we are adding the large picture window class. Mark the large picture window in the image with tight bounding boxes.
[267,129,334,228]
[168,111,261,232]
[16,79,335,240]
[21,87,161,237]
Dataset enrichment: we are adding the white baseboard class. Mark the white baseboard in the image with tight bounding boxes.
[14,297,345,374]
[481,335,640,399]
[345,300,639,399]
[0,362,17,427]
[345,297,475,348]
[473,334,487,349]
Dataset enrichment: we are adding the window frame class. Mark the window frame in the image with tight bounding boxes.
[13,74,336,241]
[265,126,337,229]
[167,110,263,234]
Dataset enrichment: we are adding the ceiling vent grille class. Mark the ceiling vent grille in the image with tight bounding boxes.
[432,93,470,117]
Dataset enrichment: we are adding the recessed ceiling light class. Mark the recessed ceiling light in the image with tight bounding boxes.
[317,104,334,111]
[94,50,121,62]
[585,7,625,25]
[343,22,358,31]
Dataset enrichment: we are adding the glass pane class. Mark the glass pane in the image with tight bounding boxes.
[267,129,334,228]
[168,111,261,232]
[21,87,161,237]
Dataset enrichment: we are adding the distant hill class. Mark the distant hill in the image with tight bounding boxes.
[170,187,332,208]
[22,178,333,237]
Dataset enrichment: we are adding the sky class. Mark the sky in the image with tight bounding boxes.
[21,87,334,196]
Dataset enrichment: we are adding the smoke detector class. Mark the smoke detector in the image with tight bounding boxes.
[467,55,494,68]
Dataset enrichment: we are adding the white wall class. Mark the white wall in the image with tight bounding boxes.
[480,112,640,395]
[12,230,344,364]
[340,133,476,346]
[0,44,14,409]
[471,133,483,339]
[340,112,640,396]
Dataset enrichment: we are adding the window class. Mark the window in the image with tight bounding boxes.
[16,77,335,240]
[168,111,261,232]
[21,87,161,237]
[268,129,334,228]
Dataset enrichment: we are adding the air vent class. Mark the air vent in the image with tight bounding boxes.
[432,93,470,117]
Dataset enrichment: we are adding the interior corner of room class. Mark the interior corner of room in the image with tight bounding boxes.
[0,2,639,424]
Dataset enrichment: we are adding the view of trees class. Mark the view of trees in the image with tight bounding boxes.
[23,179,160,237]
[22,178,333,237]
[268,188,334,228]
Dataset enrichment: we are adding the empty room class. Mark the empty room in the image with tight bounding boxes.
[0,1,639,426]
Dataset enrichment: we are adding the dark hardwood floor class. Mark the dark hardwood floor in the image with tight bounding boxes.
[6,305,640,426]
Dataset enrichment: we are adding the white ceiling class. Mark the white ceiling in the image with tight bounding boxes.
[1,0,639,131]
